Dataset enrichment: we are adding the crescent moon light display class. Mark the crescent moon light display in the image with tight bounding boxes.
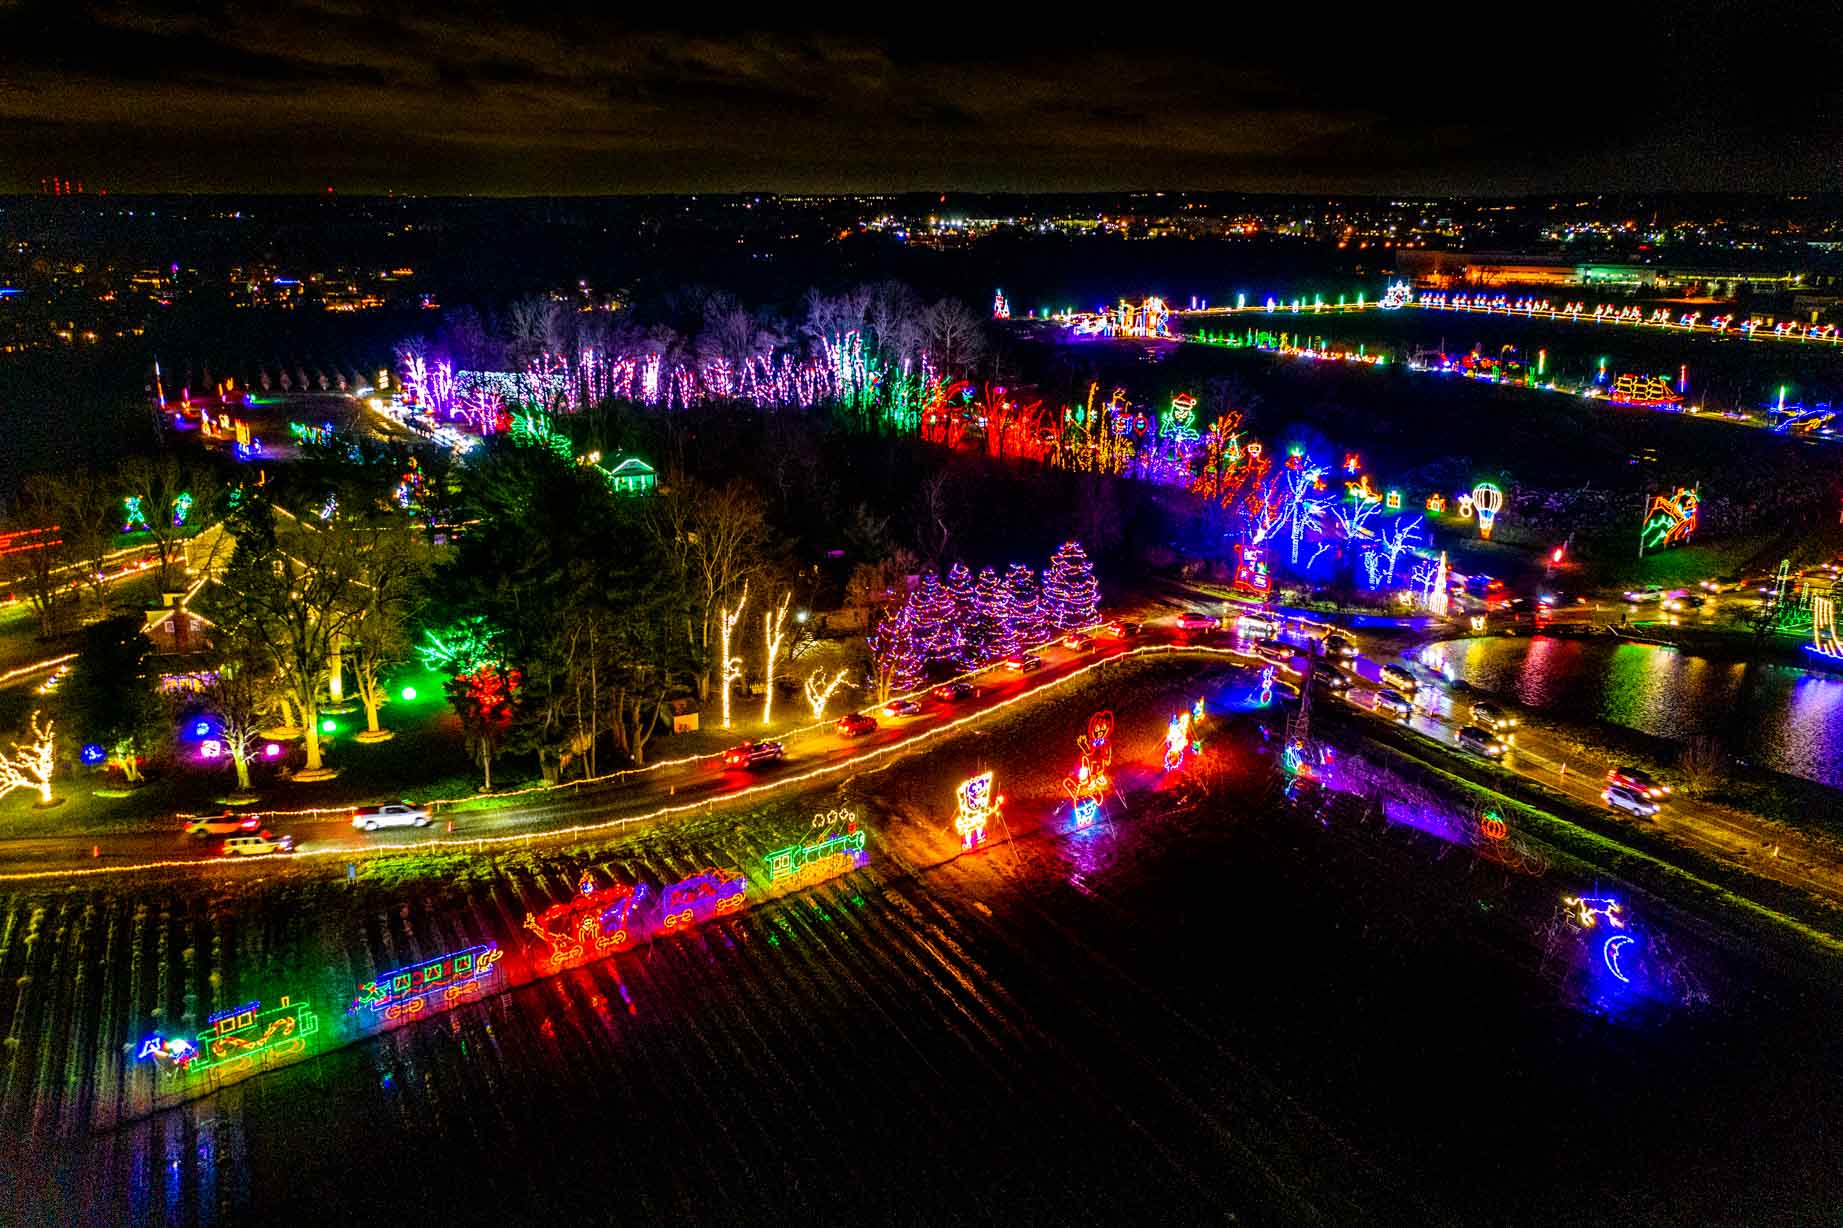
[1603,934,1636,984]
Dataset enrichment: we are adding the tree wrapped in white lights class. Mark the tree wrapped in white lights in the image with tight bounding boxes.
[761,591,791,725]
[803,668,851,719]
[1380,516,1425,582]
[0,711,56,806]
[717,582,748,730]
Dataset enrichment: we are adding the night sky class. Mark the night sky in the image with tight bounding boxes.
[2,1,1839,196]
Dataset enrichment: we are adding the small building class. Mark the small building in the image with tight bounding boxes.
[606,456,657,496]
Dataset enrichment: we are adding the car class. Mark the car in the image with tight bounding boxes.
[723,740,786,769]
[884,698,922,717]
[1310,668,1351,692]
[1253,639,1295,666]
[1004,653,1043,673]
[1622,584,1664,604]
[1662,595,1706,612]
[1469,700,1518,731]
[1104,620,1140,638]
[183,812,262,838]
[1378,663,1418,692]
[1174,611,1219,632]
[1323,634,1357,659]
[1061,633,1092,652]
[835,712,879,737]
[1236,613,1277,638]
[1603,784,1660,818]
[1456,725,1508,758]
[931,681,976,702]
[222,831,295,857]
[1374,688,1413,719]
[352,802,432,831]
[1606,765,1670,798]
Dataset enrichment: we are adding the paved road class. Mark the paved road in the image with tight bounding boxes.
[0,619,1281,876]
[1332,647,1843,903]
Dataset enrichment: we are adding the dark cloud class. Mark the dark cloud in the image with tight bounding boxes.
[1,1,1839,194]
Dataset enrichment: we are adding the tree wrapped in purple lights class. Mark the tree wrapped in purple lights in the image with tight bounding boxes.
[967,566,1008,664]
[912,572,958,667]
[1042,541,1100,630]
[868,600,925,703]
[944,562,977,664]
[1004,563,1044,648]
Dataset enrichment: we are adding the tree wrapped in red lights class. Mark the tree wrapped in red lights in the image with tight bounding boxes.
[447,663,521,791]
[971,566,1011,662]
[1042,540,1100,630]
[867,599,925,703]
[912,572,958,666]
[1004,563,1044,648]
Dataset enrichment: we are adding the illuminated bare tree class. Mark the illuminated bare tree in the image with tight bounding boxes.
[803,668,851,720]
[0,711,56,806]
[760,591,791,726]
[717,581,748,730]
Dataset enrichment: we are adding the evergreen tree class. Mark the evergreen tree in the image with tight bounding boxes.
[944,562,978,666]
[967,566,1008,664]
[1004,563,1043,648]
[1043,540,1100,629]
[912,572,958,666]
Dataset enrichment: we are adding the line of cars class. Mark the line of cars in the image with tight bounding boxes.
[180,799,437,857]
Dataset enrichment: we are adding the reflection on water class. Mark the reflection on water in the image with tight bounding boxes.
[1419,637,1843,789]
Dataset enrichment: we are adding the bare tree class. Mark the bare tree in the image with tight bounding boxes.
[117,453,201,593]
[923,298,988,373]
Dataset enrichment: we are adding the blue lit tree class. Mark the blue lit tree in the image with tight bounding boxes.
[1042,540,1100,629]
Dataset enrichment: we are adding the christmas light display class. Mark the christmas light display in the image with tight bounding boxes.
[1380,280,1414,309]
[1258,665,1276,705]
[1809,576,1843,663]
[803,668,851,719]
[660,867,747,930]
[764,809,869,886]
[1162,710,1193,771]
[417,617,502,676]
[1603,933,1636,984]
[172,491,194,527]
[1041,540,1101,630]
[970,566,1010,662]
[353,943,505,1021]
[524,872,650,967]
[0,711,56,805]
[761,591,791,725]
[1004,564,1044,647]
[185,997,320,1076]
[868,600,925,701]
[992,289,1010,320]
[1471,483,1504,540]
[135,1034,198,1075]
[1425,493,1446,515]
[1060,710,1115,830]
[1233,542,1271,594]
[718,582,748,730]
[1607,373,1682,409]
[913,572,958,665]
[1564,894,1625,930]
[121,496,150,533]
[1379,516,1424,582]
[945,562,977,665]
[953,771,1002,851]
[1639,487,1700,553]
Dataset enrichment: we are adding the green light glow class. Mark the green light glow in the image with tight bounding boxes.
[400,685,417,702]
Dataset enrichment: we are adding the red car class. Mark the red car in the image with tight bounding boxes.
[723,740,785,769]
[835,712,878,737]
[1606,766,1669,799]
[1062,633,1093,652]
